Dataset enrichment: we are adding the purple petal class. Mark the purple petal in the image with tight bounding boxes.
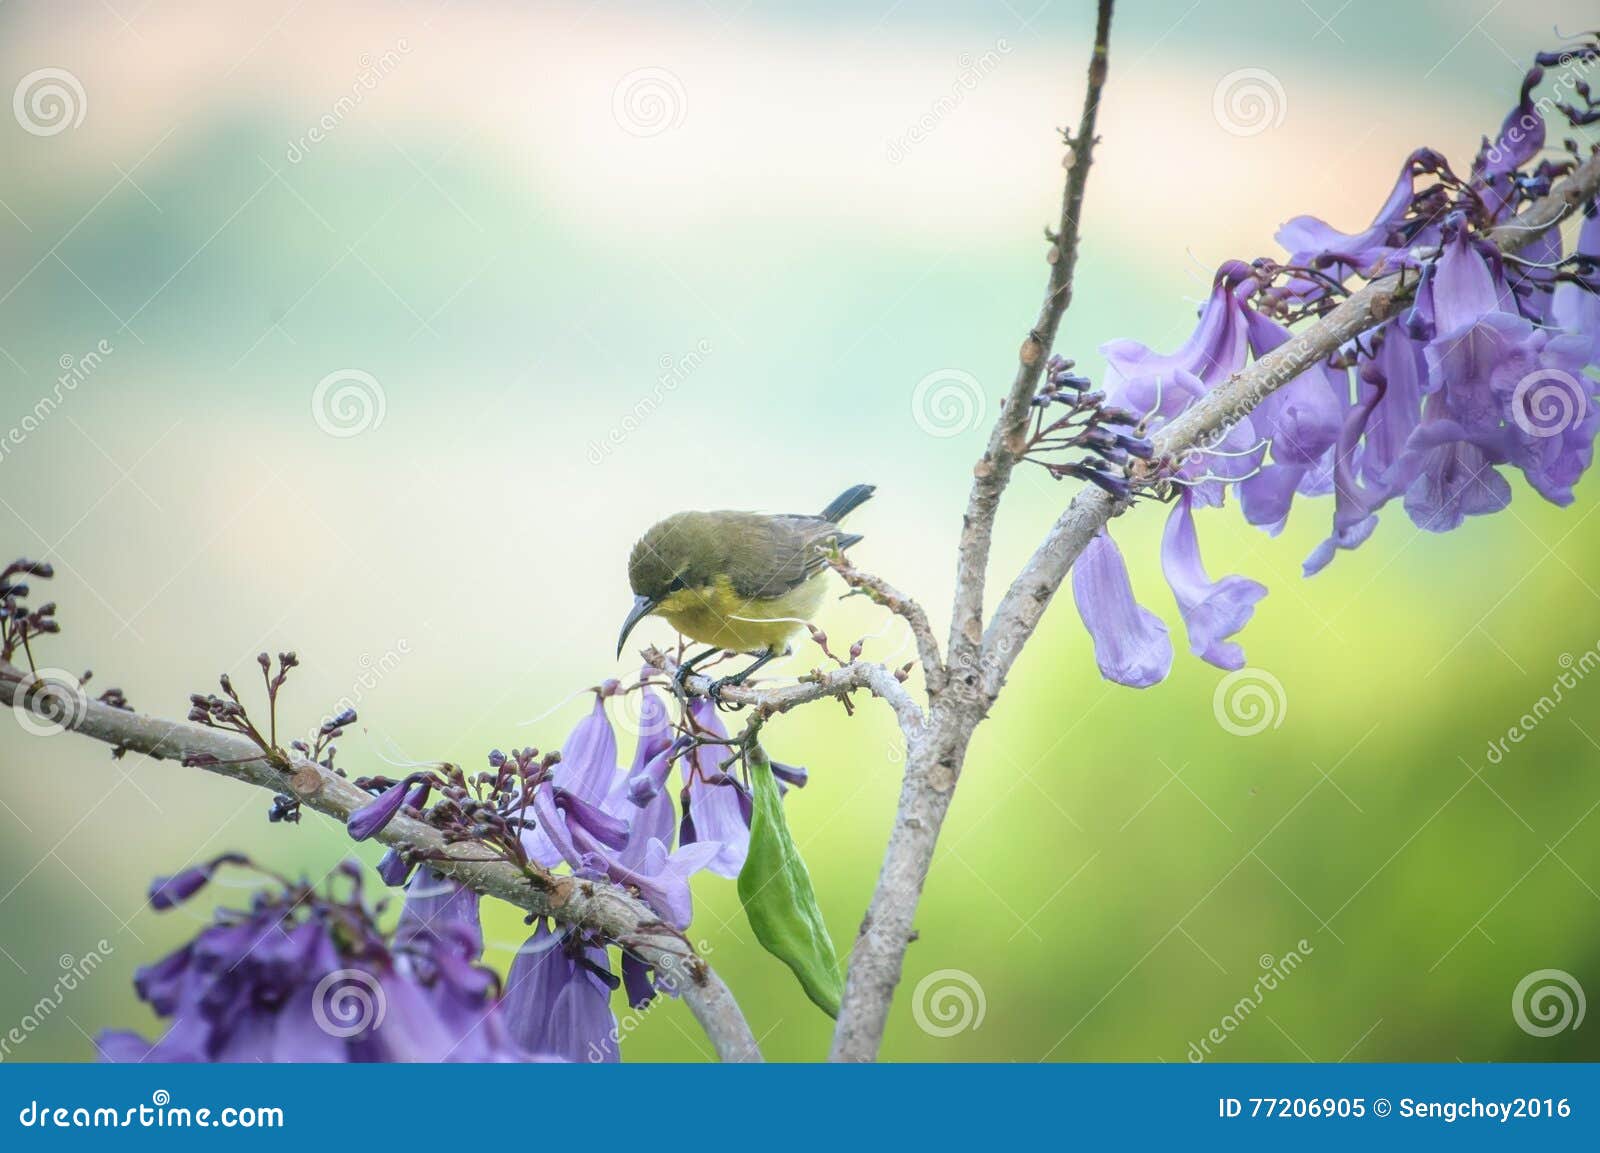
[555,695,620,807]
[679,701,752,877]
[347,776,423,842]
[1160,494,1267,671]
[555,787,631,851]
[502,923,618,1064]
[1071,530,1173,688]
[1402,419,1513,532]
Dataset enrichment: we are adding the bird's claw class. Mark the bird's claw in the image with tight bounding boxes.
[705,676,742,711]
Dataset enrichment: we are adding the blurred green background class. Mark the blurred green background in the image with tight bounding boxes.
[2,0,1598,1062]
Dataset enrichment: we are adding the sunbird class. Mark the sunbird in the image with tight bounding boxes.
[617,484,876,690]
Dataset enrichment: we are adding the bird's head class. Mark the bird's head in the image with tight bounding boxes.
[617,515,717,657]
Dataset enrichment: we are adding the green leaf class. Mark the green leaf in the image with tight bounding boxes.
[737,747,843,1017]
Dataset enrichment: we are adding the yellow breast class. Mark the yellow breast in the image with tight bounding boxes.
[656,573,827,654]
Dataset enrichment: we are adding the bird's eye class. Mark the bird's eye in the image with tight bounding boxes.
[667,575,687,593]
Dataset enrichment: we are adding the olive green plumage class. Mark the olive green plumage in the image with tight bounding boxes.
[618,484,874,657]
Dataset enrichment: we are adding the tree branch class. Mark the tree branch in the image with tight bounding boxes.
[978,145,1600,697]
[946,0,1114,669]
[827,558,943,686]
[830,0,1117,1062]
[0,662,762,1063]
[640,646,924,734]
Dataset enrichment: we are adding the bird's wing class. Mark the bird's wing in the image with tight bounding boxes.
[727,515,840,601]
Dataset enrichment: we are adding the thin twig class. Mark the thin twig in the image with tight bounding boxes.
[640,646,924,734]
[946,0,1115,675]
[826,557,942,683]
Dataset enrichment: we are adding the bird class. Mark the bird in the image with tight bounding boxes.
[617,484,875,694]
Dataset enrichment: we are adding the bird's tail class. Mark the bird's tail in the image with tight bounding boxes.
[818,483,875,524]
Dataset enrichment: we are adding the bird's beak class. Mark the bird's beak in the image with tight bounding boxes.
[616,594,659,658]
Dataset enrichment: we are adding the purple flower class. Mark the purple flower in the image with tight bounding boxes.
[554,692,620,804]
[1161,493,1267,671]
[393,866,482,960]
[347,773,431,842]
[680,700,752,876]
[501,921,618,1063]
[147,853,247,910]
[1552,201,1600,361]
[1276,150,1437,281]
[1102,262,1252,391]
[1072,529,1172,689]
[101,862,536,1063]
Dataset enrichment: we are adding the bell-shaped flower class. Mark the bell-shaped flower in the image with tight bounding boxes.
[1161,493,1266,671]
[501,921,618,1063]
[1072,529,1172,689]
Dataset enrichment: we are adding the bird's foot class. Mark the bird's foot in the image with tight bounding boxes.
[706,675,747,711]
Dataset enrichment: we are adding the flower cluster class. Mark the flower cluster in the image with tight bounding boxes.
[344,677,803,1060]
[98,857,539,1062]
[1070,40,1600,688]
